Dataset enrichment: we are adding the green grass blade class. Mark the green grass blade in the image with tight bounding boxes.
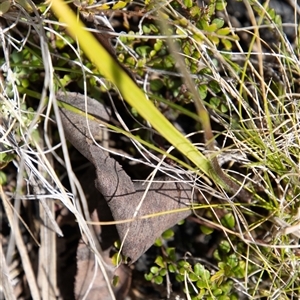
[50,0,216,179]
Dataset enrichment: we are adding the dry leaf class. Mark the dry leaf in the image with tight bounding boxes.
[58,92,195,263]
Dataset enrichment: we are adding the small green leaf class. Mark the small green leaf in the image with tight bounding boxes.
[221,39,232,50]
[222,280,233,294]
[205,23,218,32]
[202,269,210,281]
[227,254,238,268]
[213,288,223,296]
[166,247,176,260]
[212,18,224,29]
[150,79,164,92]
[29,129,41,144]
[178,219,185,225]
[220,104,228,113]
[137,59,146,68]
[267,8,276,20]
[221,213,235,229]
[154,40,163,51]
[218,262,226,270]
[136,46,151,57]
[21,79,30,88]
[155,256,165,268]
[175,274,184,282]
[196,279,207,289]
[0,171,7,184]
[154,237,163,247]
[183,0,193,8]
[216,0,226,10]
[159,268,167,276]
[99,3,111,9]
[219,240,231,253]
[142,25,151,34]
[55,37,66,49]
[17,0,33,11]
[11,51,23,64]
[112,275,119,286]
[198,19,208,30]
[150,266,159,274]
[232,261,245,278]
[60,74,72,86]
[178,17,188,27]
[168,264,177,273]
[111,252,122,266]
[194,263,204,276]
[208,35,219,44]
[125,56,136,66]
[189,273,198,281]
[213,249,221,261]
[0,1,11,15]
[178,260,190,268]
[145,273,153,281]
[210,269,224,285]
[230,294,239,300]
[217,27,230,36]
[150,50,156,57]
[274,15,282,25]
[154,275,163,285]
[112,1,127,9]
[0,152,14,164]
[176,27,186,36]
[38,3,48,13]
[200,225,214,235]
[164,55,175,69]
[29,73,40,82]
[198,85,207,99]
[119,35,127,43]
[192,33,203,43]
[149,24,159,33]
[190,6,200,17]
[162,228,174,240]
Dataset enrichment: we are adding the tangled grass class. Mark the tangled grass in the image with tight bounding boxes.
[1,0,300,299]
